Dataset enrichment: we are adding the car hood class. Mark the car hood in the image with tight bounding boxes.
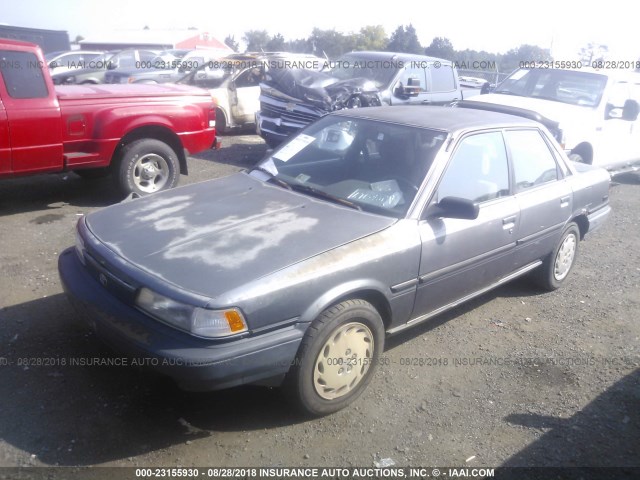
[263,68,380,110]
[467,93,590,126]
[85,172,395,299]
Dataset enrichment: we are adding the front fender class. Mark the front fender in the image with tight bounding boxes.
[298,279,392,325]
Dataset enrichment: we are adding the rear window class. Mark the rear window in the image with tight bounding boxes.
[0,50,49,99]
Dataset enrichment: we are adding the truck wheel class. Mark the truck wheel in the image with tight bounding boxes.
[216,108,228,134]
[285,299,384,416]
[533,222,580,291]
[116,139,179,196]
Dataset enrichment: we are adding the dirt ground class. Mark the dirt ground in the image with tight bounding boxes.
[0,134,638,477]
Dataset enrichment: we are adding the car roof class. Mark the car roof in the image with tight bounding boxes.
[330,105,542,133]
[340,50,451,64]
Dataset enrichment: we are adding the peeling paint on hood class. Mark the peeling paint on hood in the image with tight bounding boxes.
[84,172,395,298]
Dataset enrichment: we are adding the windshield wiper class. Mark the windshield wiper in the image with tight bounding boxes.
[290,184,362,211]
[253,167,292,190]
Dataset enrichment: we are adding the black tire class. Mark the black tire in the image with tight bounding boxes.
[74,167,111,179]
[216,108,228,134]
[533,222,580,291]
[285,299,385,416]
[115,139,180,197]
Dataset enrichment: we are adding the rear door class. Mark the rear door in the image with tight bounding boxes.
[505,128,573,266]
[0,48,63,174]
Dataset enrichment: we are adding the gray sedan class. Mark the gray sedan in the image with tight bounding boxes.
[59,106,611,415]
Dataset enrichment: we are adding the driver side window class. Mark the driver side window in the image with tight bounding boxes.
[437,132,509,203]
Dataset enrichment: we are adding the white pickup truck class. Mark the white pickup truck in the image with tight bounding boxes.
[464,67,640,173]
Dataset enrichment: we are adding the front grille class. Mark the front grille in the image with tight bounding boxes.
[259,93,324,125]
[84,251,137,305]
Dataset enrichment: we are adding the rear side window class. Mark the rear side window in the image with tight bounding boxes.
[431,65,456,92]
[505,129,559,191]
[0,50,49,99]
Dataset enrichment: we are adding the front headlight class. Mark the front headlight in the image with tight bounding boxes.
[135,288,248,338]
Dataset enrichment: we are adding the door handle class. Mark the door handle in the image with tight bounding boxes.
[421,100,431,104]
[560,196,571,207]
[502,215,516,232]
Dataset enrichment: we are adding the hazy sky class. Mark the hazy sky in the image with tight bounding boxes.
[1,0,638,59]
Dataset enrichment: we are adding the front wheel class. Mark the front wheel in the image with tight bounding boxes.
[115,139,180,197]
[534,222,580,291]
[285,299,385,416]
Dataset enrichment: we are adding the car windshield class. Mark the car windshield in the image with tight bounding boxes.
[495,68,608,107]
[253,116,446,217]
[177,64,231,88]
[326,55,399,89]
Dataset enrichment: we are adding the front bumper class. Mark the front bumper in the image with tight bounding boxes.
[255,111,297,146]
[58,248,305,391]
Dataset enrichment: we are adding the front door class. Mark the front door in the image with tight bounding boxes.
[0,97,9,173]
[0,48,63,174]
[413,131,519,318]
[229,68,262,125]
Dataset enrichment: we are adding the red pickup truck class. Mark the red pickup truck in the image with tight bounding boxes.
[0,39,217,196]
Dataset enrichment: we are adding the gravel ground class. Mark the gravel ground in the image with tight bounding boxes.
[0,134,638,476]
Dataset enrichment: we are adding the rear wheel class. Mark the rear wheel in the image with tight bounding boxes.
[285,299,384,416]
[534,222,580,291]
[115,139,180,197]
[216,108,228,134]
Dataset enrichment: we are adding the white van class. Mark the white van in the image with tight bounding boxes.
[466,67,640,172]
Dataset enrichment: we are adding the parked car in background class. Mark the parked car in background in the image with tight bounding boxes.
[45,50,103,75]
[464,67,640,173]
[178,52,323,133]
[60,105,611,416]
[256,51,476,146]
[0,39,217,196]
[103,49,198,85]
[52,49,159,85]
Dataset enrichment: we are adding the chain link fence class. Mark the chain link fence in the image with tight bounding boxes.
[457,69,511,88]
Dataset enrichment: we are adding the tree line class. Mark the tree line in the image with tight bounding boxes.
[224,24,552,75]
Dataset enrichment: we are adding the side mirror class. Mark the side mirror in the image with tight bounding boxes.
[428,196,479,220]
[622,99,640,121]
[396,77,421,98]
